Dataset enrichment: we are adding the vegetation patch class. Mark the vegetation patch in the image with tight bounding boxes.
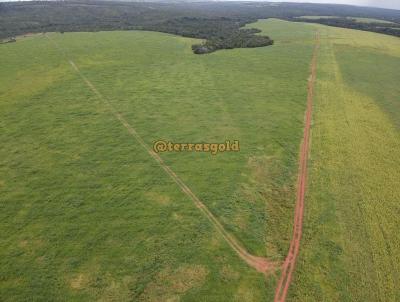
[292,16,400,37]
[140,265,208,301]
[291,25,400,301]
[144,17,273,54]
[70,273,90,290]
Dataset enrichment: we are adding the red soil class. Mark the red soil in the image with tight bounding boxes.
[274,31,320,302]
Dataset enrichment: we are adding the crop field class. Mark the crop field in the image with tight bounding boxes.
[1,17,399,301]
[290,24,400,301]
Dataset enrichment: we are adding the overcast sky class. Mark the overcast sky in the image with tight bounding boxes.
[0,0,399,10]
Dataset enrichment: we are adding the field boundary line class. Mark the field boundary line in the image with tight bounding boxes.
[44,33,276,274]
[274,30,320,302]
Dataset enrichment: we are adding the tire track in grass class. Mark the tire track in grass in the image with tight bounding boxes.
[45,33,276,274]
[274,31,320,302]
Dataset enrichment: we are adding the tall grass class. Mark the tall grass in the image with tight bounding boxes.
[0,20,315,300]
[291,25,400,301]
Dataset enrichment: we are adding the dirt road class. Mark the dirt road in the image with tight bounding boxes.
[274,31,320,302]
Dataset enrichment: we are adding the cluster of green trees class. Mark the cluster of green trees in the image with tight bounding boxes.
[292,17,400,37]
[192,29,273,54]
[144,17,273,54]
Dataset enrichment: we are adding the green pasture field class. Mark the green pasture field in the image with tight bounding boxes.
[0,19,316,301]
[289,23,400,301]
[352,17,396,24]
[298,15,396,24]
[1,17,399,302]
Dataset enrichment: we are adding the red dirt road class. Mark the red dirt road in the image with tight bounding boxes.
[274,31,320,302]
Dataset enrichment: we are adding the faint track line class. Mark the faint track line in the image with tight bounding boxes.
[45,33,276,274]
[274,30,320,302]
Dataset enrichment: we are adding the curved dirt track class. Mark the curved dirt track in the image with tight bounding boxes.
[274,31,320,302]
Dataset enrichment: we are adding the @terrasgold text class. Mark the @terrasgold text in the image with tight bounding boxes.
[153,140,240,155]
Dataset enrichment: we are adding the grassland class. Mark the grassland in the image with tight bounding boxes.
[0,19,317,301]
[297,15,341,19]
[352,17,396,24]
[1,17,399,301]
[287,23,400,301]
[298,16,396,24]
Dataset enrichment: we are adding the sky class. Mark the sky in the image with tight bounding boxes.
[0,0,399,10]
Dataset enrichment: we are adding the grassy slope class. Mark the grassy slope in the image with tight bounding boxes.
[0,20,315,301]
[290,25,400,301]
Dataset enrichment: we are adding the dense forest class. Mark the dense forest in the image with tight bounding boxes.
[0,1,399,53]
[145,17,273,54]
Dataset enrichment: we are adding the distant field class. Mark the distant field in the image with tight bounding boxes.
[1,17,399,301]
[298,15,396,24]
[352,17,396,23]
[297,15,339,19]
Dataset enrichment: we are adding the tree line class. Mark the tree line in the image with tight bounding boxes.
[1,1,399,53]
